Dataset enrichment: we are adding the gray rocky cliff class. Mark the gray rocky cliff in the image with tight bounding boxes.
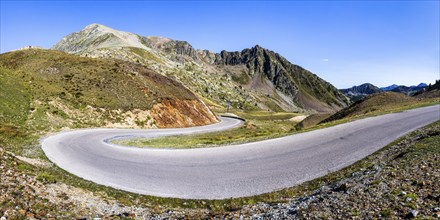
[213,45,349,109]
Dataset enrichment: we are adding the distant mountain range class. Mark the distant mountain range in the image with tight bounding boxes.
[52,23,349,113]
[340,83,382,102]
[380,83,427,91]
[341,83,429,101]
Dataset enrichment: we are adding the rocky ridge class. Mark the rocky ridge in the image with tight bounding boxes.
[53,23,349,113]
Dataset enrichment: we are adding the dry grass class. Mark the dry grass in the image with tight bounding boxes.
[0,49,210,155]
[114,111,299,149]
[323,92,438,123]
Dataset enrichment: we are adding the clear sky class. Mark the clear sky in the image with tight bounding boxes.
[1,1,439,88]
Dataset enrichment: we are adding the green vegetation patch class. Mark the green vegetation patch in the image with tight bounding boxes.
[114,118,296,149]
[233,111,298,120]
[230,71,250,84]
[36,172,57,184]
[0,67,31,125]
[128,47,164,64]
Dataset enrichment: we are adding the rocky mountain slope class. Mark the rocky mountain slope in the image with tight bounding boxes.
[52,23,349,113]
[0,49,218,155]
[390,84,428,96]
[340,83,382,102]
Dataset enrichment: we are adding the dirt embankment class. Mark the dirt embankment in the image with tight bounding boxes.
[151,99,219,128]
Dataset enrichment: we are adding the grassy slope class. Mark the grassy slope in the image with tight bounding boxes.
[296,91,438,130]
[322,92,438,123]
[0,49,195,110]
[0,49,199,155]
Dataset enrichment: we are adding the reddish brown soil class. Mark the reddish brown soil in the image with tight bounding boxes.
[151,99,219,128]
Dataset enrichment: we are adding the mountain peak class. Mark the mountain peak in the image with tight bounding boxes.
[251,44,267,53]
[53,23,149,53]
[84,23,105,29]
[360,83,376,87]
[83,23,114,33]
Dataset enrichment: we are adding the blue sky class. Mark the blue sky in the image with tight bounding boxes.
[1,1,439,88]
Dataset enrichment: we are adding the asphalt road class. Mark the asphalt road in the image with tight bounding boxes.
[42,105,440,199]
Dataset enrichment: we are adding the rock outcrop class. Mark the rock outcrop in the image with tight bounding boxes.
[214,45,348,111]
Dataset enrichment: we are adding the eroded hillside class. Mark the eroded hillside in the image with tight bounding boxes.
[0,49,217,154]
